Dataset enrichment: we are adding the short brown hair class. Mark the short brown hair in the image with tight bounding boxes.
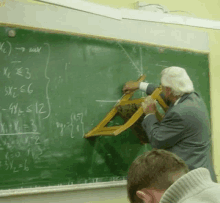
[127,149,189,203]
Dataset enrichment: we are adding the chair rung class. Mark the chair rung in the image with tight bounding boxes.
[84,75,147,138]
[118,98,144,106]
[93,126,122,136]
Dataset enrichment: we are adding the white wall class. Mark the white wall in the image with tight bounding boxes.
[0,0,208,51]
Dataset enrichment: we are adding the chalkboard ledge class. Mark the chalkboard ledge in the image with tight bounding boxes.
[0,181,127,197]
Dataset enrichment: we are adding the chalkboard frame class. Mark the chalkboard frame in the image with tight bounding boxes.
[0,23,211,196]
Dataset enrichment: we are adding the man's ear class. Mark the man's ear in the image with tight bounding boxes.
[136,190,152,203]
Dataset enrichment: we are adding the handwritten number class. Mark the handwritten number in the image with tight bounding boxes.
[5,86,9,96]
[24,160,29,171]
[27,83,33,94]
[39,103,46,114]
[31,119,37,132]
[20,85,25,93]
[35,136,40,145]
[25,68,31,79]
[9,103,18,114]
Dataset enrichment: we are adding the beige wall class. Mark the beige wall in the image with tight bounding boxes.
[0,0,220,202]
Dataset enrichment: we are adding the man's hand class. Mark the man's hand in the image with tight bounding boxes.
[142,96,157,115]
[123,81,140,94]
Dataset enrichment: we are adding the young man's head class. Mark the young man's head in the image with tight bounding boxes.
[127,149,189,203]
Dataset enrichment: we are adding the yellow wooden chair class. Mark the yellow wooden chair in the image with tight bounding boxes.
[84,75,168,139]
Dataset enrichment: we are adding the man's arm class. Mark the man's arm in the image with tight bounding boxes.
[142,111,185,149]
[123,80,158,95]
[123,81,150,93]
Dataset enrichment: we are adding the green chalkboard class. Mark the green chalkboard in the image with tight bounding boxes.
[0,25,210,190]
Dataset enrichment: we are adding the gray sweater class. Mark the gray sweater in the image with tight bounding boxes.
[160,168,220,203]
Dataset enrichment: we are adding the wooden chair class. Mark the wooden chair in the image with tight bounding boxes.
[84,75,168,140]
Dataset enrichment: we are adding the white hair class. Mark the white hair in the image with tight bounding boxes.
[161,66,194,96]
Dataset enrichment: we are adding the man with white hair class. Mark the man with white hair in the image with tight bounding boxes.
[123,66,217,182]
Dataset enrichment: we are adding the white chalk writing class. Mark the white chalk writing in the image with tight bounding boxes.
[56,113,85,138]
[29,47,42,53]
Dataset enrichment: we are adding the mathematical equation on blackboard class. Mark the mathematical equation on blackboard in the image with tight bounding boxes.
[0,40,85,174]
[0,41,50,134]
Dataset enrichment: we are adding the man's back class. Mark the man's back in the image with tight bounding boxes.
[142,92,216,182]
[167,92,216,181]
